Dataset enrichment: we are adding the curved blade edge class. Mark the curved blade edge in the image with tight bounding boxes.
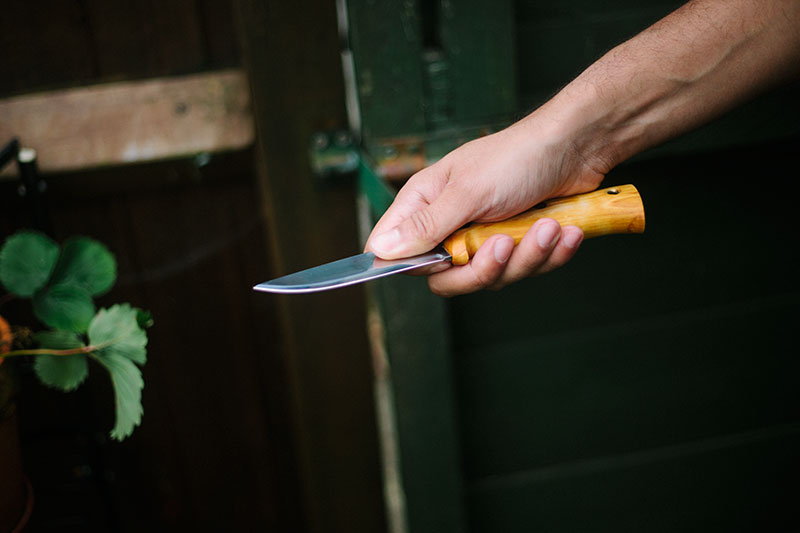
[253,249,451,294]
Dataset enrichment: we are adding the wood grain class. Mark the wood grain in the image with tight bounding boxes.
[444,184,645,264]
[235,0,386,530]
[0,69,253,177]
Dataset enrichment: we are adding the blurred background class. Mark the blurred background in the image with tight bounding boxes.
[0,1,798,532]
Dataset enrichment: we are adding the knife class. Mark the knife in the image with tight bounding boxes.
[253,184,645,294]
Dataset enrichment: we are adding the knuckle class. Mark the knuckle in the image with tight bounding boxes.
[408,209,439,243]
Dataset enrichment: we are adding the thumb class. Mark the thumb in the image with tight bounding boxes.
[369,186,474,259]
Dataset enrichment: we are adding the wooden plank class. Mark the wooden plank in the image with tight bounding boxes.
[359,162,468,533]
[81,0,206,78]
[0,69,254,177]
[7,152,300,531]
[195,0,241,68]
[234,0,386,532]
[346,0,427,139]
[440,0,516,126]
[448,140,800,530]
[466,429,800,532]
[0,2,96,97]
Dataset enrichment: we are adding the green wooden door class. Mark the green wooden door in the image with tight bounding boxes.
[349,1,800,531]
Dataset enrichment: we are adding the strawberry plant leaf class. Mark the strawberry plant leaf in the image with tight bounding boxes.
[135,308,154,329]
[33,330,88,391]
[92,351,143,440]
[0,231,59,297]
[88,304,147,364]
[50,237,117,296]
[34,330,83,349]
[88,304,149,440]
[34,355,89,392]
[33,284,95,333]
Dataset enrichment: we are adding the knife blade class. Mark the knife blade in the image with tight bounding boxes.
[253,184,645,294]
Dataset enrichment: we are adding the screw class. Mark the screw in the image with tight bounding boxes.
[311,132,329,151]
[334,130,353,147]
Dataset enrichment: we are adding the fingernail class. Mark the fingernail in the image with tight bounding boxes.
[562,229,583,249]
[371,228,402,255]
[493,237,514,263]
[536,220,560,249]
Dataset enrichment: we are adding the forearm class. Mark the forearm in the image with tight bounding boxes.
[532,0,800,174]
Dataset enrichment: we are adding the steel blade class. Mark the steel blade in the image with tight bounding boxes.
[253,248,451,294]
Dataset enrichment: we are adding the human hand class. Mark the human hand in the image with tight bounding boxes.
[365,116,606,296]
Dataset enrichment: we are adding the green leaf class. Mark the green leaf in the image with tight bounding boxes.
[0,231,59,297]
[33,330,88,391]
[50,237,117,296]
[33,284,95,333]
[88,304,147,364]
[34,355,89,391]
[87,304,149,439]
[33,330,84,349]
[92,351,143,440]
[135,308,154,329]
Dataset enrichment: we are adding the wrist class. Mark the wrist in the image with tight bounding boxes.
[538,71,638,176]
[512,81,619,193]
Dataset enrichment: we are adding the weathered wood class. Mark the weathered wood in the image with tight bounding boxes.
[0,0,241,99]
[359,162,468,533]
[2,150,301,531]
[0,69,254,177]
[234,0,386,532]
[346,0,426,139]
[439,0,516,126]
[82,0,206,77]
[0,2,96,97]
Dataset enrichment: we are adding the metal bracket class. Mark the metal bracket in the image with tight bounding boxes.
[1,138,51,234]
[309,129,359,179]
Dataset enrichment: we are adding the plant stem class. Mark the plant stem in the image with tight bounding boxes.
[1,335,118,359]
[2,346,96,358]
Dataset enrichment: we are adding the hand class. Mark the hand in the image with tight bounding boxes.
[364,0,800,297]
[365,115,606,296]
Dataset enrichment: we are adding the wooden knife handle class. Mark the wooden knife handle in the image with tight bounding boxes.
[442,184,645,265]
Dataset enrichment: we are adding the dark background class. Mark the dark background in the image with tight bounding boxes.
[2,1,799,532]
[1,1,385,531]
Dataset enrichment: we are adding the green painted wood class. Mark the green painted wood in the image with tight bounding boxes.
[448,141,800,530]
[439,0,516,125]
[467,429,800,532]
[456,299,800,477]
[371,275,467,533]
[358,156,395,217]
[515,1,682,108]
[360,163,467,533]
[347,0,517,142]
[449,142,800,354]
[349,2,800,531]
[346,0,427,139]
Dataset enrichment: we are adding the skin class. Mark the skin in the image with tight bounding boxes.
[365,0,800,297]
